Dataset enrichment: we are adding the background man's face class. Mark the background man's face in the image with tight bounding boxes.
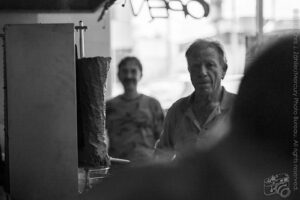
[187,47,226,96]
[118,62,142,91]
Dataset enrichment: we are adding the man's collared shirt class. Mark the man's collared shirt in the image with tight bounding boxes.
[155,87,235,159]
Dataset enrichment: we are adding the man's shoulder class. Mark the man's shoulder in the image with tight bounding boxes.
[220,89,236,112]
[172,95,190,107]
[225,90,236,99]
[140,94,158,102]
[167,95,191,114]
[224,90,236,104]
[106,95,122,105]
[139,94,162,106]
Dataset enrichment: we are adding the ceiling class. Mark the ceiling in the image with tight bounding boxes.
[0,0,109,12]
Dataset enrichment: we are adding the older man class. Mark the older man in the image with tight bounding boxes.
[154,39,235,160]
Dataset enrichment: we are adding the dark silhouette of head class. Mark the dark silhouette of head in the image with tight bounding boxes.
[230,34,299,158]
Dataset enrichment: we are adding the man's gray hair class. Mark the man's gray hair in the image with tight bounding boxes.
[185,39,228,69]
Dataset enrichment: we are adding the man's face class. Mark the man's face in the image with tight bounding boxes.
[118,62,142,91]
[187,47,226,95]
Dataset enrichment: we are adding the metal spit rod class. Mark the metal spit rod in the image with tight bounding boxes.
[75,21,87,58]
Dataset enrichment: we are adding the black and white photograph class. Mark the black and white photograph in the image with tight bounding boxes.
[0,0,299,199]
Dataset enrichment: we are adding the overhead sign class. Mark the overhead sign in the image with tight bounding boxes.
[128,0,210,20]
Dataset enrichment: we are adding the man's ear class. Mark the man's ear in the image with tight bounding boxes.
[222,64,228,79]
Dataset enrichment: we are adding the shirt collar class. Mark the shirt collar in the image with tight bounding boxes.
[187,87,232,111]
[185,102,221,131]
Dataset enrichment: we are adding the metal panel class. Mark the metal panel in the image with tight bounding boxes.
[5,24,78,200]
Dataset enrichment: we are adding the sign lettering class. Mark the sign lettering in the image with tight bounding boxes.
[129,0,210,20]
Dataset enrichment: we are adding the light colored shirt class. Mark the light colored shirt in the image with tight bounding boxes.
[155,88,235,159]
[106,94,164,163]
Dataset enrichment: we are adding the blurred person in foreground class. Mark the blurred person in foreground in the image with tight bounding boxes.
[154,39,235,160]
[106,56,164,165]
[0,146,5,199]
[81,35,299,200]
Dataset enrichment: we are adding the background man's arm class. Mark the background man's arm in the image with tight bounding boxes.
[153,108,176,162]
[150,98,165,141]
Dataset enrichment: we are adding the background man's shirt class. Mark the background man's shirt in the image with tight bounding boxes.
[106,94,164,163]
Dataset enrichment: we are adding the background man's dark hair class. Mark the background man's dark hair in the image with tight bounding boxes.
[118,56,143,72]
[185,39,228,71]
